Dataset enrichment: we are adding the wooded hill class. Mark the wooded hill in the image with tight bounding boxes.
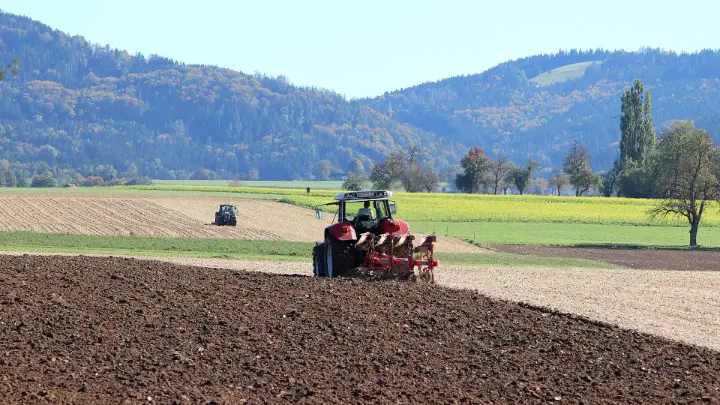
[2,9,720,180]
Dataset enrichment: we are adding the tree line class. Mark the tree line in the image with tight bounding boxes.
[361,78,720,246]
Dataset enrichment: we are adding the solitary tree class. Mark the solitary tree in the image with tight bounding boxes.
[488,154,511,194]
[342,172,368,191]
[549,168,569,196]
[455,147,492,193]
[510,158,540,195]
[650,121,720,246]
[563,141,600,196]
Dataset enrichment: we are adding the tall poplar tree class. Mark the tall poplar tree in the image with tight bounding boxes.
[619,79,655,165]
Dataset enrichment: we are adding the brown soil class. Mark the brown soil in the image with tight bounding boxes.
[492,244,720,271]
[1,255,719,404]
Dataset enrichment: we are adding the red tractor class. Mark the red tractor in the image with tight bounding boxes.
[312,190,438,282]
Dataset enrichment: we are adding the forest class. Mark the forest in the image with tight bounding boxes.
[1,9,720,184]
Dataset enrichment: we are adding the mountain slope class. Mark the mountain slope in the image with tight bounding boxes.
[0,10,464,180]
[3,9,720,182]
[362,48,720,170]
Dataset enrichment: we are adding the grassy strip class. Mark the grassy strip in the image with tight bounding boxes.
[411,221,720,248]
[0,232,313,257]
[0,231,616,268]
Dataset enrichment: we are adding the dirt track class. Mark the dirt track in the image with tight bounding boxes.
[1,254,718,404]
[0,193,485,253]
[493,244,720,271]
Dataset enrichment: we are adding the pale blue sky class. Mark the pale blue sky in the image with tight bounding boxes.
[1,0,717,98]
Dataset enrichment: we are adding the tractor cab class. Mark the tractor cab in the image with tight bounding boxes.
[214,204,238,226]
[315,190,398,236]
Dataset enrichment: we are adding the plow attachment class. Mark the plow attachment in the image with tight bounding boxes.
[354,232,439,283]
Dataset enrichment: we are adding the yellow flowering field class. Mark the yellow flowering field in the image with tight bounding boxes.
[119,185,720,227]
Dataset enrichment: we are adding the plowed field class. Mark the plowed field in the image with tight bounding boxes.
[1,255,719,404]
[0,193,485,253]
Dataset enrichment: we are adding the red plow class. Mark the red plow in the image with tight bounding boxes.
[312,190,439,283]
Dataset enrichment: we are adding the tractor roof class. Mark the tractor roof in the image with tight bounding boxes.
[333,190,392,201]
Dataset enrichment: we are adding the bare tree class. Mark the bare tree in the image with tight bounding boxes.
[488,155,511,194]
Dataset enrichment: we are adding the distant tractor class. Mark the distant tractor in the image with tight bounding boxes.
[312,190,438,282]
[214,204,238,226]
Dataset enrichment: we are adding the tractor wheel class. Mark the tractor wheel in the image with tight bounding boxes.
[230,218,237,226]
[313,242,326,277]
[215,214,222,226]
[324,236,353,279]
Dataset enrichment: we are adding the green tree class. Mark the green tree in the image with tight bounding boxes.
[342,172,368,191]
[15,170,29,187]
[0,59,19,81]
[502,162,518,194]
[510,158,540,195]
[455,147,492,193]
[31,175,55,188]
[619,79,655,166]
[347,158,365,175]
[2,168,17,187]
[488,154,511,195]
[419,166,439,192]
[650,121,720,246]
[563,141,599,196]
[600,159,622,197]
[369,150,412,190]
[313,160,332,181]
[549,168,569,196]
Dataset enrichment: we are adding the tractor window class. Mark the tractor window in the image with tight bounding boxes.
[375,201,391,219]
[344,201,376,222]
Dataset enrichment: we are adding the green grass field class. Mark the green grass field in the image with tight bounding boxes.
[530,61,599,87]
[411,221,719,248]
[0,231,616,268]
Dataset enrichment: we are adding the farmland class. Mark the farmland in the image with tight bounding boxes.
[121,184,720,226]
[1,187,720,403]
[152,179,345,189]
[1,254,719,404]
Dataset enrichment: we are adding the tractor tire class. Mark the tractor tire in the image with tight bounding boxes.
[324,235,354,279]
[230,218,237,226]
[313,242,326,277]
[215,213,223,226]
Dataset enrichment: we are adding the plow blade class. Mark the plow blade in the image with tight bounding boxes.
[354,232,438,283]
